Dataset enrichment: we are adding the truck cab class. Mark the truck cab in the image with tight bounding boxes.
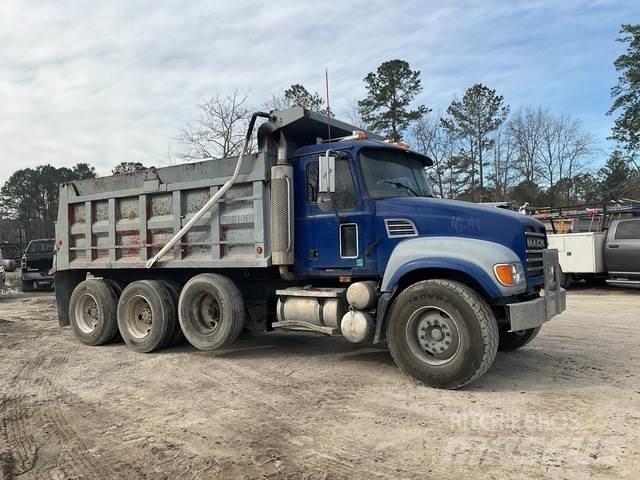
[605,217,640,287]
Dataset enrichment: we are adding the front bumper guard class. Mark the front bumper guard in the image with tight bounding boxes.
[506,249,566,331]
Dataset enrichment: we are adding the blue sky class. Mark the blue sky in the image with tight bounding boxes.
[1,0,638,183]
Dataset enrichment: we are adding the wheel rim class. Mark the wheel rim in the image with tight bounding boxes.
[191,292,221,335]
[76,293,99,334]
[123,295,154,339]
[405,306,461,366]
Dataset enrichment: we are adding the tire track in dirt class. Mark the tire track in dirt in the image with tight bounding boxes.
[152,352,424,479]
[0,346,140,480]
[41,352,149,479]
[0,353,45,478]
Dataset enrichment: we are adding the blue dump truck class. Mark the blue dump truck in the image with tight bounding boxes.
[53,107,566,388]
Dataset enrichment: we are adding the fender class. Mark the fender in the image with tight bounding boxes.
[380,236,526,298]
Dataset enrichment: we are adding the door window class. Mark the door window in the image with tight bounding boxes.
[614,220,640,240]
[306,158,357,210]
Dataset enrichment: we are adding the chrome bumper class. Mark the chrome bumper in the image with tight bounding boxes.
[506,249,567,331]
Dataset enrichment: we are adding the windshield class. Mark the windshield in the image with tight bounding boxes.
[359,149,433,199]
[358,148,433,199]
[27,240,55,254]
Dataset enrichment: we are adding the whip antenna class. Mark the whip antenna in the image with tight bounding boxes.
[325,68,332,142]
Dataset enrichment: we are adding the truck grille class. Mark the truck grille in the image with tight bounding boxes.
[525,226,547,278]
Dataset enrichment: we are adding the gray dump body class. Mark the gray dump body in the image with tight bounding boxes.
[54,107,370,272]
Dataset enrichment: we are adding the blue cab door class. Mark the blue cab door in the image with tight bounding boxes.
[294,153,374,276]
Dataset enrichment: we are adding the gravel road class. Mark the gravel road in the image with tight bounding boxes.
[0,283,639,479]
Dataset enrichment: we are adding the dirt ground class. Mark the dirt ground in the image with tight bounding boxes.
[0,272,639,480]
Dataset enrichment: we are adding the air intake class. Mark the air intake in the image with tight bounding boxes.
[384,218,418,238]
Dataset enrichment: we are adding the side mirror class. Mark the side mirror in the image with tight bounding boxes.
[319,152,336,193]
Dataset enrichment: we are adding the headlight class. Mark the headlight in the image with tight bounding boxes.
[493,262,525,287]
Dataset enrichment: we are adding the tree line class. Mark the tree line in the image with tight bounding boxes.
[0,161,147,243]
[178,24,640,208]
[1,23,638,244]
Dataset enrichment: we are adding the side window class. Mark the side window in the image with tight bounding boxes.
[306,162,319,203]
[306,158,357,210]
[614,220,640,240]
[335,159,357,210]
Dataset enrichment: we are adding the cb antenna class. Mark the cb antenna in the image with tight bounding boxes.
[325,68,332,142]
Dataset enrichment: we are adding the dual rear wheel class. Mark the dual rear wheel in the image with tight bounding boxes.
[68,274,245,353]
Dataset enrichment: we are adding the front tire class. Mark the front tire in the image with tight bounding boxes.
[498,327,541,351]
[178,274,245,351]
[387,279,499,389]
[559,268,574,289]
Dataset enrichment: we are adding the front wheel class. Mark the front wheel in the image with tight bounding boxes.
[387,279,499,389]
[498,327,541,351]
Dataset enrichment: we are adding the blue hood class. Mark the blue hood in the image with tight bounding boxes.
[375,197,545,281]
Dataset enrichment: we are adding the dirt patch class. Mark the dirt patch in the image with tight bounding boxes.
[0,288,639,479]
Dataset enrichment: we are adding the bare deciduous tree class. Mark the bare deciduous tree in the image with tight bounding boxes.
[178,91,250,160]
[490,126,517,201]
[508,107,546,184]
[412,113,456,198]
[537,113,592,205]
[343,98,367,130]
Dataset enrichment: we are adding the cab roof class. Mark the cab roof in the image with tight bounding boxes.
[293,139,434,167]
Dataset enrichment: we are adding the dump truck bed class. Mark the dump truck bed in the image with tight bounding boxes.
[54,152,271,271]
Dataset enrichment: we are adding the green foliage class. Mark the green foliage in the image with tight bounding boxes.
[113,162,146,175]
[0,163,96,240]
[441,84,510,197]
[609,24,640,159]
[598,150,639,200]
[571,173,601,204]
[358,59,429,141]
[266,84,330,115]
[283,84,325,111]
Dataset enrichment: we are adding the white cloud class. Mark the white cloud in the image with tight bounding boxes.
[0,0,637,184]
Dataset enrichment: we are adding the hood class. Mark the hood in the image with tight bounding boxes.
[375,197,545,271]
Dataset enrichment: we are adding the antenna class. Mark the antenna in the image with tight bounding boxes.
[325,68,332,142]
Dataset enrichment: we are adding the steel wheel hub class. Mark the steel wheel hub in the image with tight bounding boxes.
[192,293,221,335]
[125,296,154,339]
[76,294,99,334]
[407,307,461,366]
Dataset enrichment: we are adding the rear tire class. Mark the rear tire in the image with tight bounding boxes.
[498,327,541,351]
[69,279,119,345]
[158,280,184,346]
[178,273,245,351]
[117,280,176,353]
[103,279,124,342]
[387,279,499,389]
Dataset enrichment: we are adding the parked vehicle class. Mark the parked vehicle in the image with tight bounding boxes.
[53,107,565,389]
[549,217,640,288]
[21,239,55,291]
[0,242,24,263]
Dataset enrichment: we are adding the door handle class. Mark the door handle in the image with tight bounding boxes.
[608,244,619,248]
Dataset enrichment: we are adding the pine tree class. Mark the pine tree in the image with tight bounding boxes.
[358,60,429,141]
